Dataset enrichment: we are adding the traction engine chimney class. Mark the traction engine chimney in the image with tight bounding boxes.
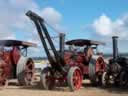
[59,33,65,59]
[112,36,118,61]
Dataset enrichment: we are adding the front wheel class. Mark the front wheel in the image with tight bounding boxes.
[40,67,55,90]
[67,67,82,91]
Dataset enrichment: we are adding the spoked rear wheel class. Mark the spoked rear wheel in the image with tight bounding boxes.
[0,67,8,89]
[40,67,55,90]
[67,67,82,91]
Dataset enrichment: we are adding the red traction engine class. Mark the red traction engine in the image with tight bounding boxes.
[65,39,106,86]
[26,10,106,91]
[0,40,36,89]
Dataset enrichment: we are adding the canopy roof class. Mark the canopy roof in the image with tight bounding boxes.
[0,40,37,47]
[66,39,105,46]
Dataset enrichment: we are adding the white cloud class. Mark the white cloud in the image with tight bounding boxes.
[92,14,128,40]
[40,7,66,33]
[41,7,62,25]
[93,14,112,36]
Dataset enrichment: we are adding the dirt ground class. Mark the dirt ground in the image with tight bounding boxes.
[1,79,128,96]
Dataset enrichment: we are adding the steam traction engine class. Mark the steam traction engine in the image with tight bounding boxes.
[26,10,106,91]
[102,36,128,87]
[0,40,36,89]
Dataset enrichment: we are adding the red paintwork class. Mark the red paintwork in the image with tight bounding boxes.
[11,47,21,65]
[64,50,105,78]
[0,46,21,79]
[95,57,105,73]
[0,60,8,80]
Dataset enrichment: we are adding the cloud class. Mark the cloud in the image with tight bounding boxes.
[92,13,128,40]
[41,7,62,25]
[40,7,67,34]
[93,14,112,36]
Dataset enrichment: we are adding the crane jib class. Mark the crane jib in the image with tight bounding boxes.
[26,10,66,74]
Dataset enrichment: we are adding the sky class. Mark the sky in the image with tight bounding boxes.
[0,0,128,57]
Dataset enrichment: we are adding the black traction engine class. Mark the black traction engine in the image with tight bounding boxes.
[102,36,128,87]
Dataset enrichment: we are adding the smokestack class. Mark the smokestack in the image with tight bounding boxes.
[59,33,65,58]
[112,36,118,61]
